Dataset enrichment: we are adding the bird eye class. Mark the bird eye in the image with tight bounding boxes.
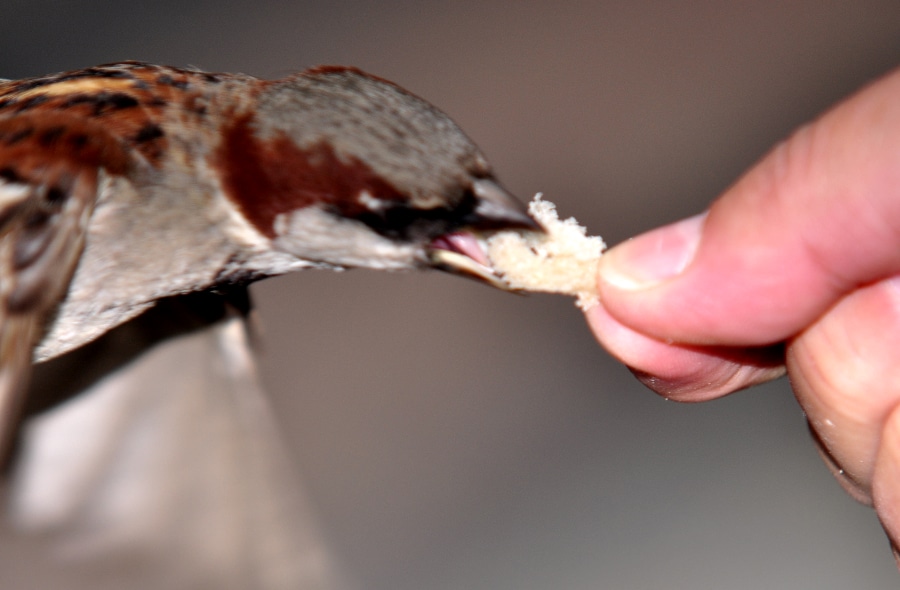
[350,189,479,242]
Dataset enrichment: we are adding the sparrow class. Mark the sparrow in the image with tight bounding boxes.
[0,62,539,589]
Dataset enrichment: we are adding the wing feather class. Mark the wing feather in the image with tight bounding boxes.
[0,113,128,460]
[6,291,351,590]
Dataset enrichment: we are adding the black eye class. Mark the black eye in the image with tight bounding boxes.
[352,190,479,242]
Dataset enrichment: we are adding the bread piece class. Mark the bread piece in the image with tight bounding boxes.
[487,195,605,309]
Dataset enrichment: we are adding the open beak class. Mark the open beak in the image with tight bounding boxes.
[428,179,542,289]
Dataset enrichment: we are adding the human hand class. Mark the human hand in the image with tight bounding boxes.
[584,67,900,561]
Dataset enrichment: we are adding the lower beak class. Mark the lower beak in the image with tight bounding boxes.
[429,231,510,288]
[428,180,543,289]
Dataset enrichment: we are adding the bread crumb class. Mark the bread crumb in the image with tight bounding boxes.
[487,195,605,309]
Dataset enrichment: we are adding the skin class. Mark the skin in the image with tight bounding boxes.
[583,66,900,561]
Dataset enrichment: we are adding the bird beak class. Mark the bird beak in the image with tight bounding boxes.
[428,179,542,289]
[469,179,541,231]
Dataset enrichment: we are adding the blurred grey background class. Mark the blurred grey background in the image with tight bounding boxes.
[3,1,900,588]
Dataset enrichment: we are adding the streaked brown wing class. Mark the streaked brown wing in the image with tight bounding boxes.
[0,112,129,459]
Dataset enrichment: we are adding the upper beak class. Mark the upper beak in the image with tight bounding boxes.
[468,179,541,231]
[428,179,542,289]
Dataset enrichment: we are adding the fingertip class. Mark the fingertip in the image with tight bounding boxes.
[873,404,900,551]
[807,420,873,505]
[597,213,707,292]
[788,276,900,494]
[584,303,785,402]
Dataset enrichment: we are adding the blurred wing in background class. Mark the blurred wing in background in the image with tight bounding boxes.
[6,290,351,590]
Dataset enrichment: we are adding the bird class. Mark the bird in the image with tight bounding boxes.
[0,61,539,589]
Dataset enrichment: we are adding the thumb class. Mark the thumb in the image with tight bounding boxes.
[597,67,900,346]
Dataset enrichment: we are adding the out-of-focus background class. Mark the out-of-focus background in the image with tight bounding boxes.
[3,1,900,588]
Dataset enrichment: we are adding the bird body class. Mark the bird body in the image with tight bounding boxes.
[1,62,534,357]
[0,62,537,589]
[0,60,534,423]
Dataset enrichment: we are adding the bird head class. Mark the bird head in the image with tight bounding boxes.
[217,66,539,287]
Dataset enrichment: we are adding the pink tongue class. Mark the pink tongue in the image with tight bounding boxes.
[432,232,490,267]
